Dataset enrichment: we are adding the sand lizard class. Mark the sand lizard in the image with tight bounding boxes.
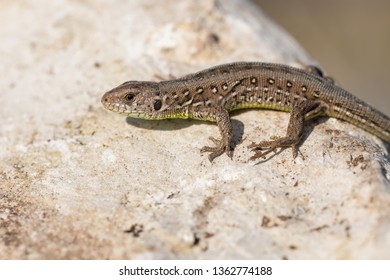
[101,62,390,162]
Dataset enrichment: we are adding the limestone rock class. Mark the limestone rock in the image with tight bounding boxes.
[0,0,389,259]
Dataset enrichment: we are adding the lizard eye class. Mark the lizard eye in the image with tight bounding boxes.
[125,94,135,102]
[153,100,162,111]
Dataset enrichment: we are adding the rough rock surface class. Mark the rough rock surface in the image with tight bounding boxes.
[1,0,389,259]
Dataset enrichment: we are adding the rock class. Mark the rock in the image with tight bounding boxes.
[0,0,389,259]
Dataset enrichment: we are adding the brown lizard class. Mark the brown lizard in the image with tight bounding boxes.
[101,62,390,162]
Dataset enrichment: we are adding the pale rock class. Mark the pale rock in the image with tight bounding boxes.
[0,0,389,259]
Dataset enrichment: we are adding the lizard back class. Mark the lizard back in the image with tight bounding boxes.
[158,62,390,141]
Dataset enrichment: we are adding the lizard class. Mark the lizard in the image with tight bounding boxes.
[101,62,390,162]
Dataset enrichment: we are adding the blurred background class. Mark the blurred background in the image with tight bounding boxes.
[255,0,390,115]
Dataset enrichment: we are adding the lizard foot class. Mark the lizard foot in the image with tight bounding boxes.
[201,137,232,162]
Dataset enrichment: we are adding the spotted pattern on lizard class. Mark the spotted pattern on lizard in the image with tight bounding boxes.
[101,62,390,162]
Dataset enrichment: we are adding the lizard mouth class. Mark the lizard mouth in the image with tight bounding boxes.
[101,94,146,117]
[101,92,127,113]
[102,101,129,114]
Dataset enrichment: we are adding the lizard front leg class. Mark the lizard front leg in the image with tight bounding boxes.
[249,100,324,161]
[199,107,233,162]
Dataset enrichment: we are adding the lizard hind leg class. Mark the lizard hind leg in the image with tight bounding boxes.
[249,101,323,161]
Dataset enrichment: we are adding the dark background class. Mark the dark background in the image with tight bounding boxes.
[255,0,390,115]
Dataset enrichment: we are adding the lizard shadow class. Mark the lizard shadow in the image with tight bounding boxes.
[125,117,245,148]
[126,114,330,162]
[126,115,390,169]
[126,116,197,130]
[251,116,329,165]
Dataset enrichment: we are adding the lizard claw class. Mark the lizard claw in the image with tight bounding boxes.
[201,137,232,162]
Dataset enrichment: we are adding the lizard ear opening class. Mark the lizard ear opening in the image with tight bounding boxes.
[153,99,162,111]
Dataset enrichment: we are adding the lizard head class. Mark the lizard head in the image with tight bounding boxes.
[101,81,164,119]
